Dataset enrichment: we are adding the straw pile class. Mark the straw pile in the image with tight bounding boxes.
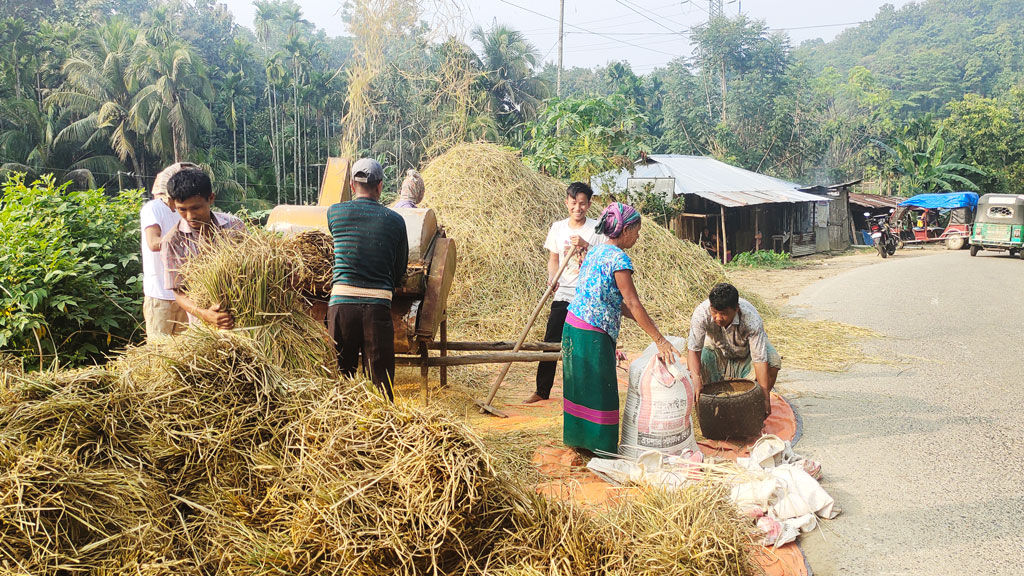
[178,229,335,375]
[421,142,872,368]
[287,229,334,297]
[0,324,758,575]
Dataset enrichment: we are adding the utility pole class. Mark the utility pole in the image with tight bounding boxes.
[709,0,722,20]
[557,0,565,98]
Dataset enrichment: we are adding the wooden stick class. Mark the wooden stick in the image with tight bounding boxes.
[477,247,578,416]
[397,351,561,368]
[428,341,561,352]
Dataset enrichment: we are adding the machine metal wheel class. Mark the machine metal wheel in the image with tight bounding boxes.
[945,235,965,250]
[970,245,981,257]
[1018,248,1024,261]
[879,244,888,258]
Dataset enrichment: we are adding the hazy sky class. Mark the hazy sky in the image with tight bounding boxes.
[220,0,916,71]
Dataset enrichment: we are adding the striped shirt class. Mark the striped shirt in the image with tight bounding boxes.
[327,197,408,307]
[687,298,770,363]
[161,211,246,292]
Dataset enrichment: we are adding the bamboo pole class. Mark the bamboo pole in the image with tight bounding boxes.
[476,247,577,417]
[720,205,727,265]
[396,351,561,368]
[428,341,561,352]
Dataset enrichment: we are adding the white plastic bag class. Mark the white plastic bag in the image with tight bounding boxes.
[619,336,696,458]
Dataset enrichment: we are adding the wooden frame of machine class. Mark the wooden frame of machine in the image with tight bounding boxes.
[267,158,560,404]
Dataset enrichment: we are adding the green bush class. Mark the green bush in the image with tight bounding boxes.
[729,250,795,269]
[0,174,143,367]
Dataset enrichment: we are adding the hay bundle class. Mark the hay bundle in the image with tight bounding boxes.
[0,368,150,470]
[288,229,334,297]
[0,353,21,387]
[0,442,174,574]
[272,389,521,575]
[178,229,335,375]
[421,143,758,350]
[110,328,297,499]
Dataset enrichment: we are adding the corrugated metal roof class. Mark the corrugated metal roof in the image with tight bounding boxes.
[593,155,824,208]
[848,192,901,209]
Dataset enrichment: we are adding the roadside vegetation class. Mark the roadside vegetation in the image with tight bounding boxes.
[729,250,796,269]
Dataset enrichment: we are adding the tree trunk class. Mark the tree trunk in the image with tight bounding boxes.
[268,87,280,204]
[720,59,727,125]
[242,110,248,191]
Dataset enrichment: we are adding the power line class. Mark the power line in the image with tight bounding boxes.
[564,35,689,53]
[497,0,684,58]
[623,0,690,30]
[520,1,686,33]
[566,31,688,36]
[613,0,680,34]
[770,21,868,32]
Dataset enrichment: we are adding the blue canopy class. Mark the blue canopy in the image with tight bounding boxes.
[898,192,979,210]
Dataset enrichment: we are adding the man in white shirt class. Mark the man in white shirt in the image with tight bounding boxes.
[140,162,194,338]
[524,182,606,403]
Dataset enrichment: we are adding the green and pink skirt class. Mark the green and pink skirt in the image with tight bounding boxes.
[561,314,619,454]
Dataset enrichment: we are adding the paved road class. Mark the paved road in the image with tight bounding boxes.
[781,249,1024,575]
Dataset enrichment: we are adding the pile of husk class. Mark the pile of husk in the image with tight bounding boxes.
[286,229,334,298]
[0,228,759,575]
[422,143,872,369]
[0,331,758,575]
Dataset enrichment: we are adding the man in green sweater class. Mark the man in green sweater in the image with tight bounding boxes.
[326,158,409,401]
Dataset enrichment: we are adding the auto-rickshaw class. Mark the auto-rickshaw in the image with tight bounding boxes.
[895,192,978,250]
[970,194,1024,258]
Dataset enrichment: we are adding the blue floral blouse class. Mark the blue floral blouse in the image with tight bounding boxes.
[567,243,634,341]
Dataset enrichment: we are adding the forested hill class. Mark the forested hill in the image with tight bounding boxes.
[795,0,1024,113]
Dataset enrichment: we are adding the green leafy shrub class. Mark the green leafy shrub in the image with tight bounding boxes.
[729,250,795,269]
[0,174,143,367]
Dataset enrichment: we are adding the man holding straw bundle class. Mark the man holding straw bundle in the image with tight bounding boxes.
[524,182,605,404]
[326,158,408,402]
[161,168,246,330]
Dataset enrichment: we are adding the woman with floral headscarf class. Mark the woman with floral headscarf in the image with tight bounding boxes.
[561,202,679,455]
[392,169,425,209]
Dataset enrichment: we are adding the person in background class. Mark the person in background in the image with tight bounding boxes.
[140,162,194,338]
[161,168,246,330]
[686,282,782,417]
[524,182,605,404]
[561,203,678,455]
[392,169,425,209]
[327,158,409,402]
[700,226,716,256]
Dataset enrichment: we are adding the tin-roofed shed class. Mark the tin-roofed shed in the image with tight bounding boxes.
[593,155,828,262]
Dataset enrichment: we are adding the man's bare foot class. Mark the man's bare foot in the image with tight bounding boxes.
[523,393,546,404]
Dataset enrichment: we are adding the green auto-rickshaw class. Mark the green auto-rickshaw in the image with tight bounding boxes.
[970,194,1024,258]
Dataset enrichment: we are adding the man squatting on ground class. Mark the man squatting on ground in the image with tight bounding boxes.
[524,182,606,404]
[161,168,246,330]
[687,282,782,416]
[326,158,408,402]
[140,162,193,338]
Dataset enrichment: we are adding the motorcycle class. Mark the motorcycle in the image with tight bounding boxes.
[866,212,898,258]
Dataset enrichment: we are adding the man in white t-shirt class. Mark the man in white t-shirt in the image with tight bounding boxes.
[524,182,606,403]
[140,162,194,338]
